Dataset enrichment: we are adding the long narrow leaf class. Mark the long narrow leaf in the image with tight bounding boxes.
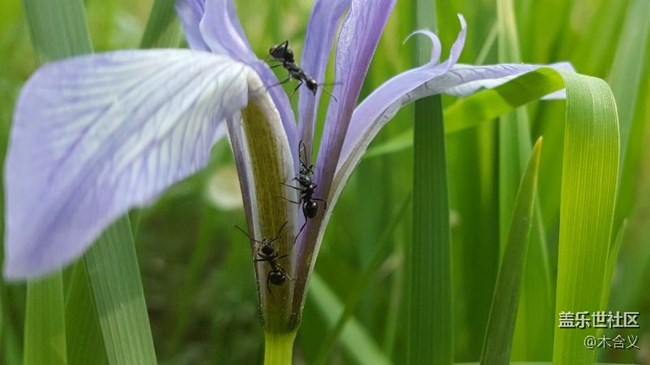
[22,0,93,62]
[552,71,619,364]
[406,0,452,363]
[307,274,391,365]
[480,138,543,364]
[24,274,67,365]
[139,0,182,49]
[84,217,157,364]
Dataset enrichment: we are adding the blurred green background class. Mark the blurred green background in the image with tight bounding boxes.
[1,0,648,364]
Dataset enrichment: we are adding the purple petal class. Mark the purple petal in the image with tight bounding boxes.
[297,0,351,155]
[4,50,257,279]
[199,0,255,62]
[315,0,396,199]
[175,0,210,51]
[337,16,467,176]
[200,0,297,154]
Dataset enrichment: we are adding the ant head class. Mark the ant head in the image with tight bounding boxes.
[260,241,276,255]
[305,78,318,95]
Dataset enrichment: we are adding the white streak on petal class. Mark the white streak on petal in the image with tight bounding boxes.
[4,50,258,279]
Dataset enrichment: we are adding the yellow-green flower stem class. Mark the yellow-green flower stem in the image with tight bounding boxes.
[264,331,297,365]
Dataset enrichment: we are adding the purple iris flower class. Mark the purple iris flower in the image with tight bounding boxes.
[4,0,571,329]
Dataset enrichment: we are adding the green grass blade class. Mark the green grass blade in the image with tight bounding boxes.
[552,71,619,364]
[605,7,650,360]
[480,138,543,364]
[24,274,67,365]
[610,0,650,230]
[408,91,452,364]
[84,217,157,364]
[406,0,452,363]
[139,0,182,49]
[607,0,649,166]
[307,274,391,365]
[65,263,108,365]
[22,0,92,61]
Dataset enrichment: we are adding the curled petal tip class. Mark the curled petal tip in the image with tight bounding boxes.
[457,13,467,29]
[403,29,443,66]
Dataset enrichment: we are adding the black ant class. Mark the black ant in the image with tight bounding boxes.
[267,40,337,101]
[281,141,327,238]
[234,222,291,292]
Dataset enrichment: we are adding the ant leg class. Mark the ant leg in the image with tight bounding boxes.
[283,268,294,282]
[266,275,275,300]
[281,182,303,191]
[295,220,307,244]
[288,79,303,100]
[275,195,301,205]
[266,77,291,91]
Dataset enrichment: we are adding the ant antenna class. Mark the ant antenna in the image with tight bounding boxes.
[233,221,288,244]
[319,85,338,102]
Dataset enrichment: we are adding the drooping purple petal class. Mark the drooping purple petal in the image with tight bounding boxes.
[176,0,210,51]
[297,0,351,155]
[314,0,396,201]
[437,62,574,98]
[4,50,258,279]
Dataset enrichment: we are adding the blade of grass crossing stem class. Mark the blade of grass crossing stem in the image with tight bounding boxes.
[24,274,67,365]
[139,0,183,49]
[480,138,543,364]
[308,274,391,365]
[552,71,619,364]
[406,0,452,363]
